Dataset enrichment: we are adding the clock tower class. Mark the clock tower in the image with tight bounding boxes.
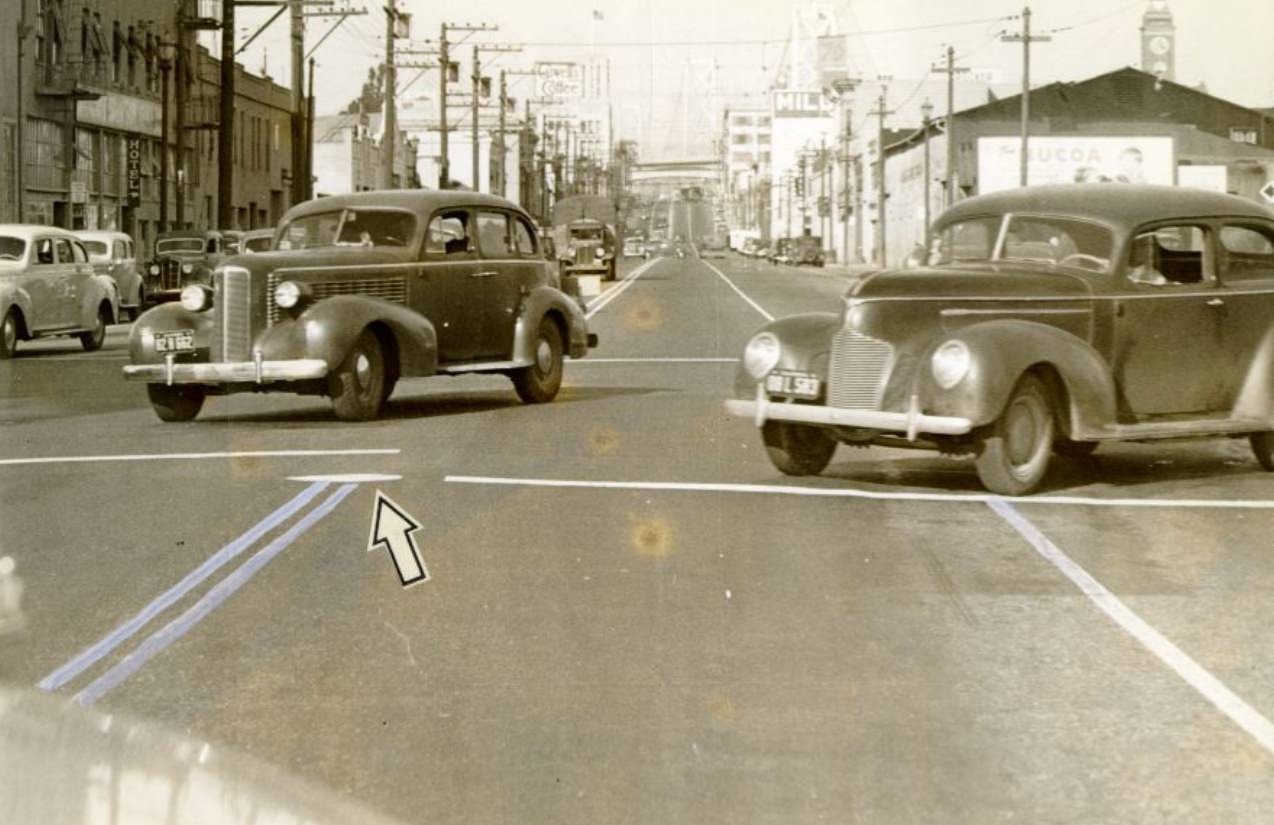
[1140,0,1176,82]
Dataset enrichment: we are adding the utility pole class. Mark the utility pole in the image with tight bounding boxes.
[437,22,498,189]
[471,46,480,190]
[306,56,315,199]
[16,0,30,221]
[1002,6,1051,187]
[384,2,398,189]
[832,77,861,264]
[290,0,305,203]
[869,86,894,267]
[931,46,969,206]
[497,70,507,196]
[218,0,235,228]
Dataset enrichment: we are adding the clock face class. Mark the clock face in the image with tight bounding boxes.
[1150,35,1170,55]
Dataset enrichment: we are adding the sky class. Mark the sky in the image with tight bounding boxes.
[222,0,1274,160]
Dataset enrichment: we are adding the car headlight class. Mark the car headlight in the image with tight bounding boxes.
[274,279,310,309]
[149,264,160,276]
[594,247,606,259]
[931,340,971,389]
[181,263,194,275]
[179,284,212,312]
[743,332,781,380]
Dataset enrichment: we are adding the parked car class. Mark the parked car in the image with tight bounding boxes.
[768,238,794,265]
[622,237,647,259]
[791,235,825,267]
[124,190,598,422]
[726,183,1274,495]
[76,230,144,319]
[239,228,275,253]
[0,225,119,358]
[143,229,238,307]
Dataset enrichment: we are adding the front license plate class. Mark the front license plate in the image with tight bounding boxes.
[154,330,195,354]
[765,370,821,399]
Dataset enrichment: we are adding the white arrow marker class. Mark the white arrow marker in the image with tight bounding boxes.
[368,490,429,587]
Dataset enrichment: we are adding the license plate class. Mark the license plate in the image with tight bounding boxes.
[154,329,195,354]
[765,370,821,399]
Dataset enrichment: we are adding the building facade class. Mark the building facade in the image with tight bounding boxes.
[312,111,419,198]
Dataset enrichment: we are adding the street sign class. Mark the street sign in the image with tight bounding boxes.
[126,137,142,206]
[70,181,88,204]
[367,490,428,587]
[1261,181,1274,204]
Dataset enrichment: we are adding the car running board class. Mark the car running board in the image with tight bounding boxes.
[1082,416,1272,442]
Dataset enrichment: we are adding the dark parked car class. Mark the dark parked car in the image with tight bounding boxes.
[124,190,597,422]
[143,229,238,306]
[791,235,825,267]
[727,184,1274,494]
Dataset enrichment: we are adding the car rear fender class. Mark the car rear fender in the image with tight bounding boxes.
[915,319,1117,435]
[515,286,592,360]
[0,282,35,336]
[257,295,438,376]
[731,312,842,398]
[84,274,119,325]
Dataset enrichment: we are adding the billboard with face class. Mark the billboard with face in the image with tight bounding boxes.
[977,136,1175,193]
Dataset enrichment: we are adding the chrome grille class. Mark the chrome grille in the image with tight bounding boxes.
[266,274,407,325]
[160,259,183,290]
[827,327,894,410]
[216,268,253,361]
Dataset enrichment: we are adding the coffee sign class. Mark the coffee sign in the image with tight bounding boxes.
[126,137,142,205]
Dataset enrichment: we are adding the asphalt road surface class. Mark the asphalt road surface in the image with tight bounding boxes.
[4,247,1274,823]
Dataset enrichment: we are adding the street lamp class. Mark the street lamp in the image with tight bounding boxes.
[157,40,175,233]
[920,98,934,254]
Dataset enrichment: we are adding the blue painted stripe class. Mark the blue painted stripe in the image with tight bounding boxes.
[75,483,357,706]
[39,481,331,692]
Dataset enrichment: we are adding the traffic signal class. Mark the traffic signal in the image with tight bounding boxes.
[446,61,460,83]
[795,177,804,197]
[480,77,492,98]
[818,196,829,217]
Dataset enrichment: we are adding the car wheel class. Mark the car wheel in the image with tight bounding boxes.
[512,317,564,404]
[328,330,386,421]
[606,260,616,281]
[1054,438,1099,459]
[0,309,19,359]
[1250,432,1274,471]
[975,373,1055,495]
[761,421,837,476]
[147,384,205,422]
[79,304,109,351]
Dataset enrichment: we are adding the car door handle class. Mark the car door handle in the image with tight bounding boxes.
[1206,298,1225,307]
[469,271,497,278]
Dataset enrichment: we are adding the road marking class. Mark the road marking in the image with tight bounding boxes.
[75,482,358,705]
[39,481,333,691]
[0,448,400,467]
[699,259,776,322]
[585,257,661,320]
[987,497,1274,757]
[368,490,429,587]
[567,357,738,364]
[442,474,1274,509]
[289,473,403,482]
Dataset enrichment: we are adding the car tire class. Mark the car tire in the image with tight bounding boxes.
[147,384,205,422]
[79,304,109,351]
[0,309,19,359]
[1250,432,1274,471]
[761,421,837,476]
[606,260,616,281]
[975,373,1055,495]
[1054,438,1099,459]
[512,317,564,404]
[328,330,386,422]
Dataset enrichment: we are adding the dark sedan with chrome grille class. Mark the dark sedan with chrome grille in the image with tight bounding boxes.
[726,184,1274,494]
[124,190,597,422]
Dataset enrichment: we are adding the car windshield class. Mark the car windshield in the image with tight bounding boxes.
[156,238,205,254]
[570,227,604,241]
[0,236,27,260]
[933,215,1114,273]
[279,209,417,249]
[242,235,273,252]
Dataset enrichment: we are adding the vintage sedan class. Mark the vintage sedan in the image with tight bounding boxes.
[0,225,119,358]
[726,184,1274,495]
[143,229,237,306]
[76,230,144,320]
[123,191,597,422]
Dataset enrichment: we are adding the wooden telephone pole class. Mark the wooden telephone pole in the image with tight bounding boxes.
[1001,7,1051,186]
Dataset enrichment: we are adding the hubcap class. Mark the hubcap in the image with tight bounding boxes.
[535,338,554,373]
[3,317,14,350]
[355,352,372,388]
[1006,398,1041,466]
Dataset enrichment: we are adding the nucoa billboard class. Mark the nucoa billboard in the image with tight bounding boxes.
[977,136,1174,192]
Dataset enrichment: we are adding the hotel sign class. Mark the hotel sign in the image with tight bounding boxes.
[126,137,142,205]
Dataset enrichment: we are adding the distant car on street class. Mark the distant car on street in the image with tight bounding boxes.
[143,229,238,307]
[790,235,825,267]
[622,236,647,259]
[76,230,144,319]
[727,183,1274,494]
[124,190,598,422]
[0,225,119,358]
[768,238,794,265]
[239,228,275,253]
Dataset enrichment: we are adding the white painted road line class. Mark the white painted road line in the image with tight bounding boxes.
[442,474,1274,509]
[699,259,775,322]
[567,357,738,364]
[585,257,660,320]
[987,496,1274,758]
[0,448,400,467]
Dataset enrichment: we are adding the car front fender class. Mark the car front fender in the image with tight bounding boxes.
[257,295,438,376]
[731,312,842,398]
[913,319,1117,435]
[129,302,213,363]
[516,285,593,360]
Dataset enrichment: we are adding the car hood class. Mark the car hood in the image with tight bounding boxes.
[0,685,406,825]
[219,246,406,276]
[850,264,1093,301]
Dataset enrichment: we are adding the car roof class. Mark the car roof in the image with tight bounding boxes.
[74,230,131,241]
[241,228,274,237]
[939,184,1274,233]
[281,189,531,221]
[0,224,83,241]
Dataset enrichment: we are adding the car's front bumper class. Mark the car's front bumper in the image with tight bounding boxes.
[725,387,972,440]
[123,357,328,385]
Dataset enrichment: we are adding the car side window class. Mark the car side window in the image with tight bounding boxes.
[34,239,54,265]
[1219,224,1274,284]
[1126,225,1210,287]
[476,211,511,257]
[424,211,472,257]
[54,239,72,264]
[512,217,538,258]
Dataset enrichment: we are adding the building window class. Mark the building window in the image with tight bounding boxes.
[758,116,772,128]
[732,115,754,127]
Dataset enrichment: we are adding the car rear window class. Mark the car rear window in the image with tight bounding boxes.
[0,237,26,261]
[81,240,108,256]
